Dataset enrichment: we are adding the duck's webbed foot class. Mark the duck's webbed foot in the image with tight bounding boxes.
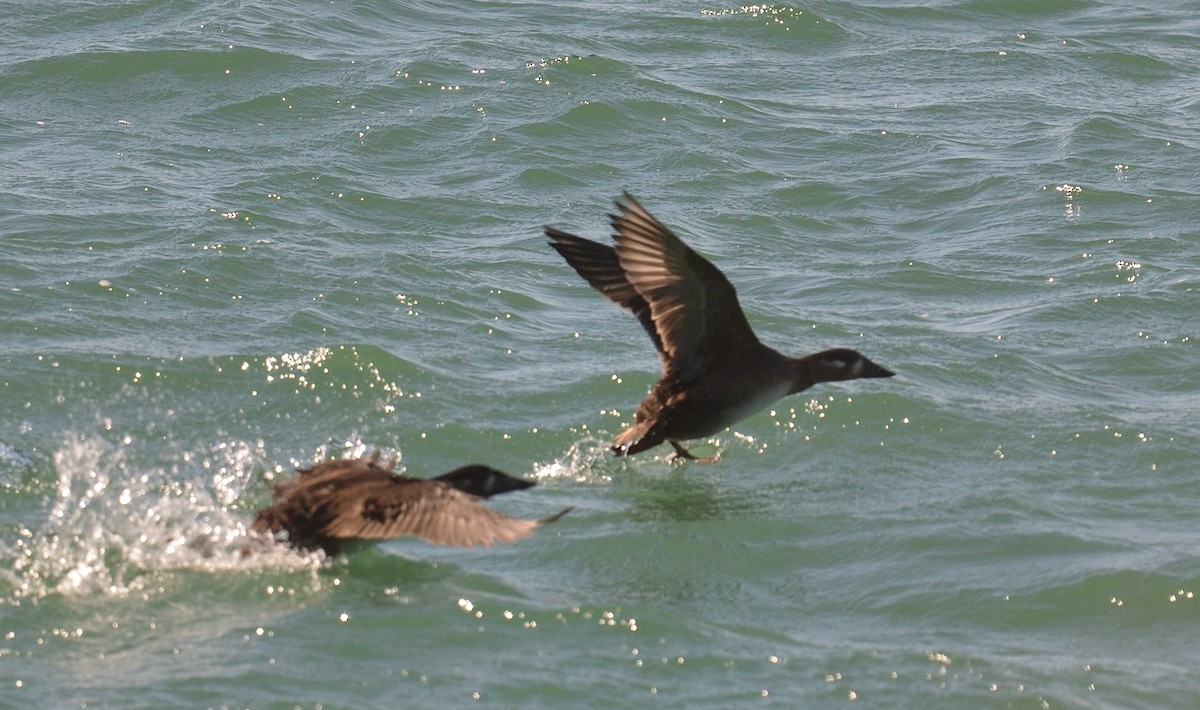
[669,440,720,464]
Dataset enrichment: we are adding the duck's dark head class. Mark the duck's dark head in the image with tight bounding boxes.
[433,465,536,498]
[808,348,895,383]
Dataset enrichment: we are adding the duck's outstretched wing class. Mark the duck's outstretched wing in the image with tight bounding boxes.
[547,226,666,361]
[609,193,760,382]
[320,479,548,547]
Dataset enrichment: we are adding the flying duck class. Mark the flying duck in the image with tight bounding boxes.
[251,452,570,554]
[546,192,894,461]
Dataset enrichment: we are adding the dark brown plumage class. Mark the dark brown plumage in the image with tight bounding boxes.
[547,192,895,461]
[250,452,569,554]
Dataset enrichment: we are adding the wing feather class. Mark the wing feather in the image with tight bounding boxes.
[610,193,760,381]
[546,227,666,360]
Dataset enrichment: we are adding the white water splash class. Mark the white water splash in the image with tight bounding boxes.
[5,434,324,601]
[533,437,617,485]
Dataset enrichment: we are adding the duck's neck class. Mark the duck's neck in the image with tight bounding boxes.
[785,353,823,396]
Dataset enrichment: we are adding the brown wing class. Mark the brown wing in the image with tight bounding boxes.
[251,456,398,549]
[321,479,541,547]
[610,193,760,381]
[270,450,395,499]
[546,227,666,359]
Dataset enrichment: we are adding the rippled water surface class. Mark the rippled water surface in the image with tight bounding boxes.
[2,1,1198,707]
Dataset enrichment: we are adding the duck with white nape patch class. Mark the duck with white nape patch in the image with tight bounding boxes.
[546,193,895,462]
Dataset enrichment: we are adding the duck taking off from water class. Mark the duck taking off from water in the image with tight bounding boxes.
[546,193,895,462]
[251,452,570,554]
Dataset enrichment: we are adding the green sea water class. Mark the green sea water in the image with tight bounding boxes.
[2,1,1198,707]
